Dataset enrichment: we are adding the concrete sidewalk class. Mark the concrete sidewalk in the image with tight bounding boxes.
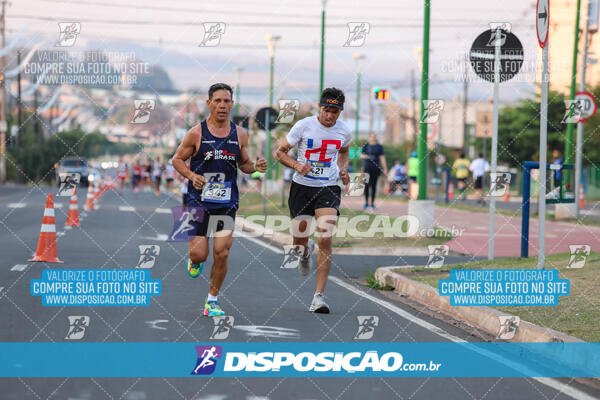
[341,196,600,258]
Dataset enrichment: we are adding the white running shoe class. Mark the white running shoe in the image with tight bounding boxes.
[309,292,330,313]
[299,239,315,276]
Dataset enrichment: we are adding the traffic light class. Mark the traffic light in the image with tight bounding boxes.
[373,88,390,101]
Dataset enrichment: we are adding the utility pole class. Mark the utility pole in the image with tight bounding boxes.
[33,89,40,144]
[410,69,417,149]
[233,67,243,117]
[575,0,595,218]
[462,73,468,155]
[319,0,327,98]
[17,49,21,147]
[417,0,430,200]
[0,0,7,183]
[566,0,582,177]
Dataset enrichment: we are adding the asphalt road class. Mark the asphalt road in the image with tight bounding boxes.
[0,184,598,400]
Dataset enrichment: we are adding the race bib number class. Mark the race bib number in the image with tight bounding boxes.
[201,181,232,203]
[307,160,331,180]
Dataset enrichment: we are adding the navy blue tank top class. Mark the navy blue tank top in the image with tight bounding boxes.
[188,120,240,210]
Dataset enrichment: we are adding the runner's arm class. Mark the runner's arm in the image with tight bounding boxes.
[274,138,312,175]
[237,127,266,173]
[337,145,350,184]
[172,126,206,189]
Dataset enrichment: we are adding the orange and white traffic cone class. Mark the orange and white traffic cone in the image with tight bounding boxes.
[580,184,585,209]
[84,184,95,211]
[65,187,80,228]
[93,182,100,203]
[503,188,510,202]
[29,194,63,263]
[448,182,454,201]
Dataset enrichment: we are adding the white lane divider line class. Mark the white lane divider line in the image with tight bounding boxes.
[10,264,28,272]
[329,276,596,400]
[237,231,283,254]
[234,224,600,400]
[119,206,136,212]
[54,203,64,209]
[155,208,172,214]
[7,203,26,208]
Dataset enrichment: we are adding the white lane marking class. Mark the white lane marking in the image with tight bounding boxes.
[243,230,599,400]
[329,276,597,400]
[11,264,28,271]
[155,208,172,214]
[7,203,25,208]
[234,325,300,339]
[54,203,63,209]
[56,231,65,237]
[145,320,168,330]
[237,231,283,254]
[140,234,168,241]
[119,206,135,212]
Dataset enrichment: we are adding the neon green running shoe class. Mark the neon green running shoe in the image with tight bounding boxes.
[187,258,203,278]
[204,300,225,317]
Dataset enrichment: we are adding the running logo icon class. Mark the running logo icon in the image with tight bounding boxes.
[426,245,449,268]
[56,22,81,47]
[567,245,590,269]
[486,23,511,46]
[65,316,90,340]
[57,173,80,197]
[497,316,520,340]
[169,206,204,241]
[276,99,300,124]
[191,345,222,375]
[210,316,234,340]
[562,99,584,123]
[137,245,160,269]
[344,22,370,47]
[199,23,226,47]
[420,100,444,123]
[354,316,379,340]
[281,245,304,269]
[130,100,155,124]
[489,173,511,196]
[345,173,369,197]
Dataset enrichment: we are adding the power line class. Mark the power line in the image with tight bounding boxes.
[10,14,534,29]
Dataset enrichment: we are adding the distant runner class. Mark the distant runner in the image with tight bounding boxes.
[116,157,128,194]
[172,83,267,317]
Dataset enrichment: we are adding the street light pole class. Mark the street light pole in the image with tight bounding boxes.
[266,34,280,183]
[233,67,243,117]
[575,0,594,218]
[417,0,430,200]
[353,53,365,172]
[566,0,582,174]
[319,0,327,98]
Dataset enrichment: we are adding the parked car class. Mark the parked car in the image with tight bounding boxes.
[55,157,90,187]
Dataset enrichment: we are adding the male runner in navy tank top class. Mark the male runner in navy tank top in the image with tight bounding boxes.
[172,83,267,317]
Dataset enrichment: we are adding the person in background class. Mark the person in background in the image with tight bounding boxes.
[452,151,470,200]
[153,156,164,195]
[165,159,176,192]
[133,159,142,193]
[552,149,564,188]
[143,159,152,190]
[391,159,407,194]
[407,151,419,183]
[250,155,264,191]
[116,156,128,194]
[360,133,387,210]
[469,153,490,205]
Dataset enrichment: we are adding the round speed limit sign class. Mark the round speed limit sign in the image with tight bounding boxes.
[575,91,597,122]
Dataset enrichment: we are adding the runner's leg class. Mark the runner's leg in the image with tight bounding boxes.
[188,236,209,265]
[314,207,337,294]
[209,231,233,296]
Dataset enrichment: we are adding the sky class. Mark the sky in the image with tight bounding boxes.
[8,0,540,107]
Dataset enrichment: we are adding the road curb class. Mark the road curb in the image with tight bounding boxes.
[374,266,582,343]
[235,217,430,256]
